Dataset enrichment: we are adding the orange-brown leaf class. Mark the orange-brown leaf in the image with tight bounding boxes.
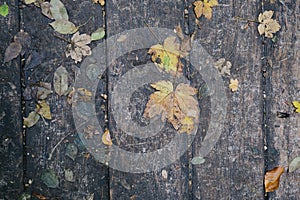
[264,166,285,192]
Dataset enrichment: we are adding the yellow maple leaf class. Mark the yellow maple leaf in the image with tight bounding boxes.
[148,37,183,76]
[292,101,300,113]
[258,10,281,38]
[193,0,218,19]
[229,79,238,92]
[144,81,199,134]
[92,0,105,6]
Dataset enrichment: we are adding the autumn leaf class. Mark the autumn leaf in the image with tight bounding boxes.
[49,20,78,34]
[102,130,112,146]
[36,100,52,120]
[148,37,183,76]
[229,79,238,92]
[66,32,91,63]
[264,166,285,192]
[91,28,105,41]
[289,157,300,173]
[193,0,218,19]
[0,3,9,17]
[49,0,69,21]
[37,82,52,100]
[53,66,69,96]
[144,81,199,134]
[191,156,206,165]
[214,58,232,76]
[292,101,300,113]
[258,10,281,38]
[92,0,105,6]
[24,111,40,128]
[4,42,22,63]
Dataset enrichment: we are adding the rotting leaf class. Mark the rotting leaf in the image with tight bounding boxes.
[64,169,75,182]
[91,27,105,41]
[4,42,22,63]
[148,36,183,76]
[264,166,284,193]
[193,0,218,19]
[258,10,281,38]
[229,79,238,92]
[53,66,69,96]
[214,58,231,76]
[49,20,78,34]
[66,32,91,63]
[143,81,199,134]
[41,2,53,19]
[102,130,112,146]
[288,157,300,173]
[65,143,78,161]
[50,0,69,21]
[92,0,105,6]
[24,111,40,128]
[0,3,9,17]
[36,100,52,120]
[41,170,59,188]
[292,101,300,113]
[37,82,52,100]
[191,156,206,165]
[14,30,31,55]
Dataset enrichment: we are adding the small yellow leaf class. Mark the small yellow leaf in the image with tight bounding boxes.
[292,101,300,113]
[102,130,112,146]
[193,0,218,19]
[92,0,105,6]
[257,10,281,38]
[36,100,52,120]
[229,79,238,92]
[24,111,40,128]
[264,166,284,192]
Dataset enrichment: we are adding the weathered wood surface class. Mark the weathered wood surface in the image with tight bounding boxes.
[0,0,299,199]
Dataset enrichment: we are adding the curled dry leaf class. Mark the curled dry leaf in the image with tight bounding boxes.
[53,66,69,96]
[148,37,183,76]
[292,101,300,113]
[258,10,281,38]
[66,32,92,63]
[144,81,199,134]
[288,157,300,173]
[193,0,218,19]
[102,130,112,146]
[214,58,231,76]
[229,79,238,92]
[24,111,40,128]
[264,166,284,192]
[92,0,105,6]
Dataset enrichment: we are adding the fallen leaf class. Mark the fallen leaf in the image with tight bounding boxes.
[191,156,206,165]
[265,166,284,192]
[49,20,78,34]
[41,2,53,19]
[37,82,52,100]
[148,37,183,76]
[289,157,300,173]
[92,0,105,6]
[24,0,36,4]
[36,100,52,119]
[193,0,218,19]
[91,27,105,41]
[214,58,231,76]
[102,130,112,146]
[0,3,9,17]
[258,10,281,38]
[41,170,59,188]
[24,111,40,128]
[144,81,199,134]
[292,101,300,113]
[64,169,75,182]
[65,143,78,161]
[50,0,69,20]
[32,192,47,200]
[4,42,22,63]
[53,66,69,96]
[66,32,91,63]
[229,79,238,92]
[14,30,31,55]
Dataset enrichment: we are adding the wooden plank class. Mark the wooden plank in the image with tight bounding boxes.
[21,1,109,198]
[189,0,265,198]
[263,0,300,198]
[106,0,192,199]
[0,0,23,198]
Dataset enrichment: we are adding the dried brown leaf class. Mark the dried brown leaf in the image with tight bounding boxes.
[4,42,22,63]
[53,66,69,96]
[66,32,91,63]
[193,0,218,19]
[258,10,281,38]
[264,166,284,192]
[214,58,231,76]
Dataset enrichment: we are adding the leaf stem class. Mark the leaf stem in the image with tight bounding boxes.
[53,34,71,43]
[234,16,260,23]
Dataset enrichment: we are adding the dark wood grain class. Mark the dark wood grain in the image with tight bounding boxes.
[0,0,23,199]
[20,1,109,199]
[263,0,300,199]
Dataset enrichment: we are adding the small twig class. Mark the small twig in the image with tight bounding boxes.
[234,16,260,24]
[48,132,73,160]
[53,34,71,43]
[77,16,93,29]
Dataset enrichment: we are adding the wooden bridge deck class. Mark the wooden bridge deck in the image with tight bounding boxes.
[0,0,299,199]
